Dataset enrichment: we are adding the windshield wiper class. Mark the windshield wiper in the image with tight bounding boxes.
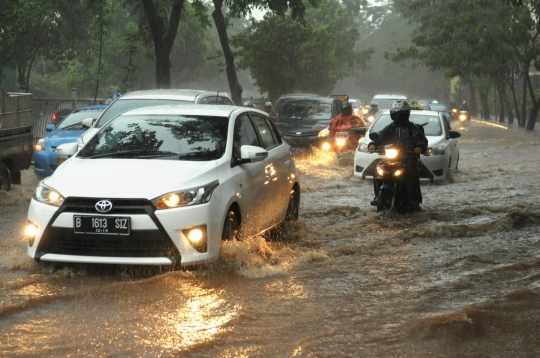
[177,152,218,161]
[88,150,179,159]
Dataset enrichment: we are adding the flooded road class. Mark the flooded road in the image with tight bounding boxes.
[1,120,540,357]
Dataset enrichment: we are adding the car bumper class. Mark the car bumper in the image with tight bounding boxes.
[353,150,448,181]
[27,195,226,266]
[33,149,60,177]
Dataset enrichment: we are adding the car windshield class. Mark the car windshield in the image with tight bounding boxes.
[373,98,405,110]
[95,99,190,128]
[78,114,229,161]
[370,113,442,136]
[276,99,333,121]
[429,104,448,112]
[55,110,105,130]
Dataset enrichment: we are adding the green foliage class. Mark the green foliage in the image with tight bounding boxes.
[232,0,368,100]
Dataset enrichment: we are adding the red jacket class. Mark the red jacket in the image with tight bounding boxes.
[329,114,365,133]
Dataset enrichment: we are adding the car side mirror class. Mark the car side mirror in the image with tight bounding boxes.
[55,142,79,159]
[354,127,366,135]
[239,145,268,163]
[81,117,96,129]
[45,124,55,132]
[448,130,461,139]
[369,132,379,140]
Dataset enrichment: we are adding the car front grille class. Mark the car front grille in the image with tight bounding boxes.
[61,197,152,215]
[37,227,179,258]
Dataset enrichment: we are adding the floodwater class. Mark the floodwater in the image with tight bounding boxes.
[1,120,540,357]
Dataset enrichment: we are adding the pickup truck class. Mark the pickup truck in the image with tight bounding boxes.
[0,86,33,191]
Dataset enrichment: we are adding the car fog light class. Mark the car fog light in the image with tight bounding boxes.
[182,226,208,252]
[322,142,331,151]
[26,221,38,246]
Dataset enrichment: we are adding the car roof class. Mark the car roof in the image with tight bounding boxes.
[119,104,264,117]
[279,93,319,97]
[277,96,337,103]
[118,89,231,101]
[373,94,407,99]
[77,104,108,110]
[380,109,441,116]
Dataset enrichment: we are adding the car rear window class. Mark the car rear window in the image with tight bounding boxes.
[370,114,442,136]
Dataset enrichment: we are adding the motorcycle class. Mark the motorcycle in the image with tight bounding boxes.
[369,132,428,213]
[450,107,459,121]
[331,124,366,153]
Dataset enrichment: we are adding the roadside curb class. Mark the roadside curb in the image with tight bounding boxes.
[471,118,540,141]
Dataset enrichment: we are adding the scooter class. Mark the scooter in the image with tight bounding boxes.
[458,110,470,124]
[332,124,366,153]
[369,132,428,213]
[450,107,459,121]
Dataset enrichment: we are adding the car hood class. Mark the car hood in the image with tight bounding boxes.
[44,158,218,199]
[45,130,87,148]
[275,119,330,135]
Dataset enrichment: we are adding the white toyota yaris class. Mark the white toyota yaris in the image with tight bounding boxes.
[26,105,300,267]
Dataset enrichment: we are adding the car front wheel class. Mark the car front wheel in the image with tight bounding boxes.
[222,210,240,241]
[285,187,300,221]
[0,164,11,191]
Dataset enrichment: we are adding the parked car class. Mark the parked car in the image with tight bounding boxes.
[274,95,343,152]
[26,105,300,267]
[371,94,408,111]
[34,105,108,177]
[354,110,461,182]
[75,89,234,150]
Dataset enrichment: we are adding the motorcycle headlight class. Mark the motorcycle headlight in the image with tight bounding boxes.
[318,128,330,137]
[385,148,399,159]
[367,115,375,123]
[336,138,346,146]
[358,142,369,152]
[35,139,45,151]
[151,181,219,210]
[34,181,65,207]
[452,108,458,113]
[427,146,445,155]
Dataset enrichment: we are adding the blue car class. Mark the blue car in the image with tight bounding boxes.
[34,105,108,177]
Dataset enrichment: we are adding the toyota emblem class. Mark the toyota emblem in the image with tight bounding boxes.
[95,200,113,213]
[296,132,302,136]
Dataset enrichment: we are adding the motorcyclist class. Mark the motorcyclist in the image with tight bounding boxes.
[368,100,428,212]
[460,100,470,121]
[368,101,379,116]
[328,102,365,136]
[264,101,277,118]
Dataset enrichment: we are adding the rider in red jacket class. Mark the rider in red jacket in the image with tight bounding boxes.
[329,102,365,135]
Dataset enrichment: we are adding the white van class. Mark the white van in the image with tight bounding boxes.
[371,94,408,111]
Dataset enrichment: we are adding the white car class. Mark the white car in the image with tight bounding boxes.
[354,110,461,182]
[26,105,300,267]
[76,89,234,150]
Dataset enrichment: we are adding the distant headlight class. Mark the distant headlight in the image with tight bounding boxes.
[34,181,65,206]
[318,128,330,137]
[427,146,445,155]
[152,181,219,210]
[35,139,45,151]
[358,142,369,152]
[367,115,375,123]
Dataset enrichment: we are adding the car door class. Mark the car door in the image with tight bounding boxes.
[224,113,271,238]
[249,113,292,225]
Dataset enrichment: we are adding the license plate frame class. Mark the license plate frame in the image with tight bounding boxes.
[336,131,349,136]
[73,216,131,235]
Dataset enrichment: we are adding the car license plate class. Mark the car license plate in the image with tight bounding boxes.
[336,131,349,136]
[73,216,130,235]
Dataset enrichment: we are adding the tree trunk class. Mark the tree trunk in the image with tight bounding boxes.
[525,68,539,131]
[502,84,513,124]
[497,84,505,123]
[521,71,527,127]
[468,81,478,117]
[479,89,490,120]
[25,56,35,93]
[142,0,184,89]
[212,0,243,105]
[17,66,26,91]
[505,73,520,125]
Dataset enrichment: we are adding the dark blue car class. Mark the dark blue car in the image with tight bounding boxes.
[34,104,108,177]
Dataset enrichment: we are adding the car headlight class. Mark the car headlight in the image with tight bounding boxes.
[358,142,369,152]
[427,146,445,155]
[35,139,45,151]
[367,115,375,123]
[151,181,219,210]
[318,128,330,137]
[33,181,65,206]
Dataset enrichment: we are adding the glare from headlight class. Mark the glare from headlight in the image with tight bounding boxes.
[34,181,65,207]
[26,222,38,237]
[322,142,331,151]
[459,115,466,121]
[385,149,399,159]
[367,116,375,123]
[318,128,330,137]
[35,139,45,151]
[152,181,219,210]
[336,138,346,147]
[394,169,403,176]
[376,167,384,176]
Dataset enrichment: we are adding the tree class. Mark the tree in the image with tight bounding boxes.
[232,0,372,101]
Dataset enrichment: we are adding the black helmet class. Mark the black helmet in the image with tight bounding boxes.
[389,100,411,127]
[242,101,255,108]
[341,102,353,115]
